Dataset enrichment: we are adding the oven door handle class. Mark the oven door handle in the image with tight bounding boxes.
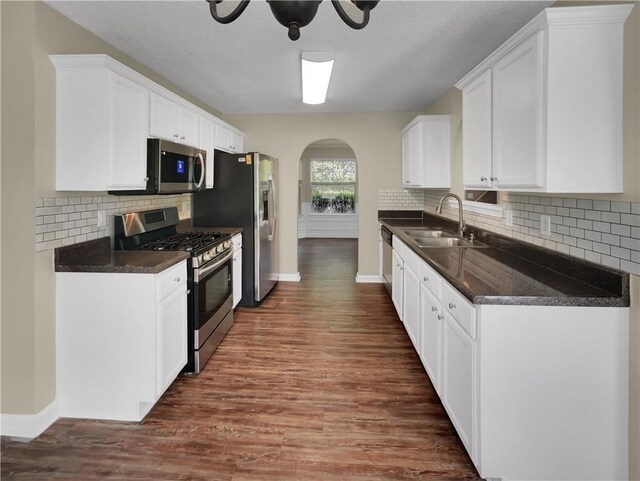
[194,250,233,283]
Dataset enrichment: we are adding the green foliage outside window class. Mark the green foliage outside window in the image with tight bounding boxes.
[310,159,356,214]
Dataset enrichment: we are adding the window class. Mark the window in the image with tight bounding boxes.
[310,159,356,214]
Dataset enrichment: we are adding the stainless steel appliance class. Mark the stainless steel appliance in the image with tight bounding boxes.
[193,152,278,306]
[381,225,393,295]
[109,139,206,195]
[114,207,233,374]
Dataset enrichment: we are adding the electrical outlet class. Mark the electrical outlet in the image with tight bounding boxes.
[505,210,513,227]
[97,210,107,228]
[540,214,551,236]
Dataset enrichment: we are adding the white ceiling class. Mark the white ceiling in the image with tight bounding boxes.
[45,0,552,114]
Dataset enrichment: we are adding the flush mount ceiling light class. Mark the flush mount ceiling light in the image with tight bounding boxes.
[301,52,335,105]
[206,0,380,41]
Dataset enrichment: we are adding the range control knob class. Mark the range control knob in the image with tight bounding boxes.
[216,245,224,254]
[203,252,211,262]
[224,240,233,249]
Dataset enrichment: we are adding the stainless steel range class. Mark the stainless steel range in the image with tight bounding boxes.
[114,207,234,374]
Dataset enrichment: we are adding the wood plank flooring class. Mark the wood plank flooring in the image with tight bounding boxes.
[1,238,481,480]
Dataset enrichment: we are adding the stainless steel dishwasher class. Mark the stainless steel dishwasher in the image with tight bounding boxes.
[381,225,393,295]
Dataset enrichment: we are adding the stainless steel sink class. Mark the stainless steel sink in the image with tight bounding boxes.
[402,229,456,239]
[413,237,478,248]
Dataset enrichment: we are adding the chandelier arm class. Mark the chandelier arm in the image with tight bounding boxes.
[207,0,251,25]
[330,0,371,30]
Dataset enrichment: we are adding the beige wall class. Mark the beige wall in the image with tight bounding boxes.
[224,113,419,276]
[0,1,223,415]
[424,5,640,478]
[299,145,357,205]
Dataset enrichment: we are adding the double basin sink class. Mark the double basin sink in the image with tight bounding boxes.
[403,229,485,248]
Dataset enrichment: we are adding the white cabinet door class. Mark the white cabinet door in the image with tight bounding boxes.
[419,284,442,395]
[391,249,404,320]
[199,116,215,189]
[462,70,493,189]
[108,72,149,190]
[492,32,543,189]
[179,107,199,147]
[149,92,179,142]
[156,287,188,398]
[442,311,477,461]
[233,248,242,308]
[232,132,244,153]
[402,262,420,350]
[214,123,232,152]
[402,123,423,187]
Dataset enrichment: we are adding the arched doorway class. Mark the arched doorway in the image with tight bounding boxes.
[297,139,358,239]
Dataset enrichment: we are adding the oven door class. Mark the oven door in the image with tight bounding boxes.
[192,250,233,349]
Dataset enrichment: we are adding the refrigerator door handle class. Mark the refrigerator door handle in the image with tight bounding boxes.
[267,174,276,241]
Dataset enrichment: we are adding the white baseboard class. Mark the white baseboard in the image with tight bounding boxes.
[278,272,301,282]
[1,399,58,439]
[355,274,383,283]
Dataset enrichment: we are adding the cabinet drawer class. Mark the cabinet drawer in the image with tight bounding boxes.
[402,245,421,275]
[157,261,187,301]
[392,237,406,257]
[419,261,443,300]
[442,283,476,339]
[232,233,242,251]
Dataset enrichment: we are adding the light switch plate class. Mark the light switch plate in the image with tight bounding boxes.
[540,214,551,236]
[97,210,107,228]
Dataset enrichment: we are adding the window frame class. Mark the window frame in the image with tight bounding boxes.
[309,157,357,215]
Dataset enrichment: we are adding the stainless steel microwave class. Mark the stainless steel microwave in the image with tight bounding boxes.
[109,139,207,195]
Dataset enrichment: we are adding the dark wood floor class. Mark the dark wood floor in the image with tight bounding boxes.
[1,238,480,480]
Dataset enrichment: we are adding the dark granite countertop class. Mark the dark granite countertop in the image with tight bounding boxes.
[380,211,629,307]
[177,219,242,237]
[55,237,189,274]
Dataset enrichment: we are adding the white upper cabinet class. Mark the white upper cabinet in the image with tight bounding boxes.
[149,92,200,147]
[215,122,245,154]
[401,115,451,189]
[462,71,493,189]
[52,57,150,191]
[50,54,244,191]
[456,5,633,193]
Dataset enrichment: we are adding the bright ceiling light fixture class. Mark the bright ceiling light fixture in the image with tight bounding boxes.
[206,0,380,41]
[301,52,335,105]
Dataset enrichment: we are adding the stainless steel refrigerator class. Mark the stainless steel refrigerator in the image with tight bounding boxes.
[192,151,278,306]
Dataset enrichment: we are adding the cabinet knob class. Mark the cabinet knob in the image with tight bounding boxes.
[480,176,487,181]
[448,302,456,309]
[144,177,149,182]
[491,176,498,181]
[437,314,444,320]
[431,306,438,312]
[173,134,179,138]
[180,136,186,140]
[186,289,191,295]
[174,277,181,282]
[423,277,429,282]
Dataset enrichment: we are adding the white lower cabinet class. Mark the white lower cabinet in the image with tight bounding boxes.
[56,261,188,422]
[391,249,404,320]
[441,309,477,461]
[419,284,441,395]
[390,236,628,480]
[232,234,242,308]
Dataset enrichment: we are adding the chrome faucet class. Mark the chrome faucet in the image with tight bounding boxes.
[436,193,466,237]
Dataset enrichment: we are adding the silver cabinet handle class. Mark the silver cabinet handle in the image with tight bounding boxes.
[431,306,438,312]
[437,315,444,320]
[491,176,498,181]
[174,277,181,282]
[186,289,191,295]
[480,176,487,181]
[181,136,186,140]
[423,277,429,282]
[144,176,149,182]
[449,302,456,309]
[173,134,179,138]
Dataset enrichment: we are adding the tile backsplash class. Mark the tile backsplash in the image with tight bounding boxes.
[378,188,640,276]
[378,189,425,210]
[35,193,191,252]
